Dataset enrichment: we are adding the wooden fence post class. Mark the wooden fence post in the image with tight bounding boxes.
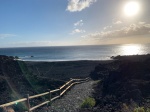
[48,89,51,105]
[59,89,61,96]
[26,94,31,112]
[70,78,73,83]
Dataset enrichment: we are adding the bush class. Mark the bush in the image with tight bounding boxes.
[81,97,96,108]
[134,107,150,112]
[134,107,145,112]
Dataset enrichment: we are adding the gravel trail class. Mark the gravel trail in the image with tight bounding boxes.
[40,80,96,112]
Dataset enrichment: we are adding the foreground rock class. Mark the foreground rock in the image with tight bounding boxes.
[88,56,150,112]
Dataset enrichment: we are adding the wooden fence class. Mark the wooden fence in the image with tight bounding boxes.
[0,77,90,112]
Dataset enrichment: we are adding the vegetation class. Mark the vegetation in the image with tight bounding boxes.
[81,97,96,108]
[134,107,150,112]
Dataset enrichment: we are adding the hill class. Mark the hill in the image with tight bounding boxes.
[84,55,150,112]
[0,55,65,111]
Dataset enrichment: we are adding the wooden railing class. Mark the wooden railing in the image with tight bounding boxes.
[0,77,90,112]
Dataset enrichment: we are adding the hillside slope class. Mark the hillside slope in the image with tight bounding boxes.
[86,56,150,112]
[0,56,34,104]
[0,56,65,111]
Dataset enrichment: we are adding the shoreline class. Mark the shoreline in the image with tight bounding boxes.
[23,59,113,63]
[19,54,150,62]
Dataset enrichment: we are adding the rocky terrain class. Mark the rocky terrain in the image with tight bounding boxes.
[83,55,150,112]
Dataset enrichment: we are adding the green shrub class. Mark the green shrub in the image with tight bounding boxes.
[81,97,96,108]
[134,107,150,112]
[134,107,145,112]
[146,108,150,112]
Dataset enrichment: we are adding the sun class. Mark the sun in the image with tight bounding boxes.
[124,1,140,16]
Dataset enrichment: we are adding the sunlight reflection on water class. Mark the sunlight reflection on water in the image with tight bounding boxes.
[119,44,142,55]
[0,44,150,61]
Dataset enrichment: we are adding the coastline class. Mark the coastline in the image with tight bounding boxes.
[15,54,150,81]
[23,59,113,63]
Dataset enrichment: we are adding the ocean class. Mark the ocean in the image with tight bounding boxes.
[0,44,150,61]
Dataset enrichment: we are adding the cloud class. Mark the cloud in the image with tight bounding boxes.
[71,20,85,34]
[104,26,112,30]
[82,23,150,39]
[138,22,145,25]
[113,21,122,24]
[66,0,97,12]
[0,34,16,39]
[74,20,83,27]
[71,28,85,34]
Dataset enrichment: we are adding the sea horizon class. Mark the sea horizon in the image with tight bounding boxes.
[0,43,150,62]
[1,43,150,48]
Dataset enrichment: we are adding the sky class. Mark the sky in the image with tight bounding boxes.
[0,0,150,47]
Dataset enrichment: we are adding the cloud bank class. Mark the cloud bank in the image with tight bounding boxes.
[82,23,150,39]
[67,0,97,12]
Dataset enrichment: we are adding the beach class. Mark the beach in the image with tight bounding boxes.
[25,60,113,80]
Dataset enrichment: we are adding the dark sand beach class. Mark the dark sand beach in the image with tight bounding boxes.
[25,60,113,80]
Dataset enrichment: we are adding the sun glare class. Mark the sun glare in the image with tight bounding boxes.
[124,1,140,16]
[121,45,141,55]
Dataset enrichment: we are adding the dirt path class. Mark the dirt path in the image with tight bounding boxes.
[38,81,96,112]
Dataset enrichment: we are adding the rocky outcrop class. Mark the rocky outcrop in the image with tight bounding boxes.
[89,57,150,111]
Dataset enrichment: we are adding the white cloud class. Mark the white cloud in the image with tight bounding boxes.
[74,20,83,27]
[82,23,150,39]
[71,28,85,34]
[104,26,112,30]
[138,22,145,25]
[113,21,122,24]
[67,0,97,12]
[0,34,16,39]
[71,20,85,34]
